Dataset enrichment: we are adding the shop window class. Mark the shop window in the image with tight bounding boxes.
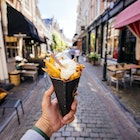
[96,26,101,54]
[6,42,18,59]
[107,18,119,60]
[122,28,136,63]
[90,30,96,52]
[5,37,18,60]
[102,18,119,60]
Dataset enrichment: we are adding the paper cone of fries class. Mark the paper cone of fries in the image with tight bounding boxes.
[43,53,85,116]
[50,77,80,116]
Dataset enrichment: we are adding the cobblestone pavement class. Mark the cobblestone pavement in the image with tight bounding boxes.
[0,56,140,140]
[86,60,140,127]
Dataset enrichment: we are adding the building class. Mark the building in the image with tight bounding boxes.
[76,0,138,66]
[0,0,50,82]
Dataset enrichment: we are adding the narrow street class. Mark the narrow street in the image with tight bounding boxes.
[0,56,140,140]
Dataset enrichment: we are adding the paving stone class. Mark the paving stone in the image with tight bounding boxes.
[54,138,65,140]
[66,137,75,140]
[90,132,99,137]
[71,131,81,137]
[52,132,61,137]
[62,131,71,137]
[76,138,84,140]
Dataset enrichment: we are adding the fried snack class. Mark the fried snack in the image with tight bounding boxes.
[49,56,55,65]
[69,71,81,80]
[43,53,85,81]
[44,60,60,78]
[0,92,7,99]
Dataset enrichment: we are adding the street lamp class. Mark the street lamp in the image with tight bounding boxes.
[102,10,109,81]
[102,1,114,81]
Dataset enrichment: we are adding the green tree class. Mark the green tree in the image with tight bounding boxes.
[52,32,67,52]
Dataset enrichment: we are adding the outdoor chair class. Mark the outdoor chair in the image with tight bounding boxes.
[109,71,126,91]
[130,69,140,86]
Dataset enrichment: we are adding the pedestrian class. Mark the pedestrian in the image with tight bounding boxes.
[69,47,76,59]
[75,48,81,62]
[21,85,77,140]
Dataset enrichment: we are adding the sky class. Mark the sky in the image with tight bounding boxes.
[38,0,79,40]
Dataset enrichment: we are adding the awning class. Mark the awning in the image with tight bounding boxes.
[114,0,140,61]
[114,0,140,29]
[7,5,44,42]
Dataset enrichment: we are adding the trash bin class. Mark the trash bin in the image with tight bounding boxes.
[9,70,20,86]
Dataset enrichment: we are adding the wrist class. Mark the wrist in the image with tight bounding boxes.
[35,117,53,137]
[32,126,50,140]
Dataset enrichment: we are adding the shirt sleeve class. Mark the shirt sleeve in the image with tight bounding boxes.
[20,129,45,140]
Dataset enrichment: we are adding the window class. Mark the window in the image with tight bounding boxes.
[102,18,119,60]
[122,28,136,63]
[107,19,119,59]
[24,0,30,12]
[96,26,101,54]
[91,0,94,20]
[90,30,96,52]
[96,0,100,17]
[104,1,107,9]
[7,43,18,59]
[6,37,18,59]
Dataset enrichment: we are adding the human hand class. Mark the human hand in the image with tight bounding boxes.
[35,85,77,137]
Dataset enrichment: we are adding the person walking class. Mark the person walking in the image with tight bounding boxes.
[69,47,76,59]
[75,48,81,62]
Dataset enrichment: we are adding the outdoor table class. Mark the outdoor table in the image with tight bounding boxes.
[107,64,140,88]
[107,64,140,73]
[107,64,140,83]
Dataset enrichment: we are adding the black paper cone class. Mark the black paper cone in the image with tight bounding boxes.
[50,77,80,116]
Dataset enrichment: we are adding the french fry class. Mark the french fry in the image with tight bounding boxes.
[76,64,85,72]
[49,56,55,65]
[69,71,81,80]
[45,60,60,78]
[42,67,49,73]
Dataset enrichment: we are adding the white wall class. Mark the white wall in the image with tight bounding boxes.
[0,12,8,81]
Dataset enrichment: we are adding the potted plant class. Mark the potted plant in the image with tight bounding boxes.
[88,52,100,65]
[87,53,93,62]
